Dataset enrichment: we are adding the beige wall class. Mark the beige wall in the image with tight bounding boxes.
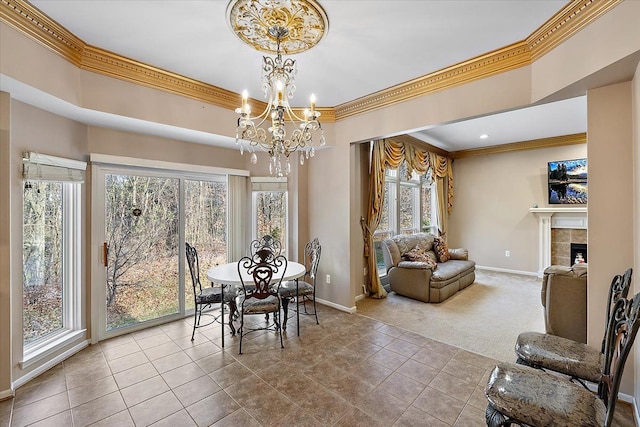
[448,144,587,273]
[588,81,635,394]
[0,92,12,397]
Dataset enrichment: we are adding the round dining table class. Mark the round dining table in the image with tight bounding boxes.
[206,260,307,335]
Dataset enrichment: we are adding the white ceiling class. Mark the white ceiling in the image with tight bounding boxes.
[16,0,587,152]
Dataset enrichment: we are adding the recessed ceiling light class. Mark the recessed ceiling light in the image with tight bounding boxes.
[480,134,489,139]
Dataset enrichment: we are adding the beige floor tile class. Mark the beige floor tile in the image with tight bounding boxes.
[87,409,135,427]
[107,351,150,374]
[351,359,394,387]
[65,364,113,390]
[209,361,254,388]
[98,333,136,351]
[68,376,119,408]
[355,388,408,426]
[136,332,173,350]
[393,406,450,427]
[120,375,169,407]
[0,398,12,426]
[368,348,408,370]
[377,372,426,404]
[185,391,240,427]
[454,404,486,427]
[25,408,72,427]
[181,341,222,360]
[71,391,126,427]
[113,362,159,389]
[453,350,499,370]
[128,390,183,427]
[14,375,67,408]
[296,387,351,425]
[149,409,197,427]
[468,385,489,410]
[211,408,261,427]
[334,406,386,427]
[172,375,222,407]
[441,358,486,384]
[10,390,69,427]
[143,341,183,361]
[396,358,440,386]
[195,351,237,374]
[102,341,143,361]
[326,373,374,406]
[161,362,207,389]
[411,348,453,370]
[384,338,422,358]
[412,387,465,425]
[151,350,192,373]
[429,371,477,403]
[277,405,324,427]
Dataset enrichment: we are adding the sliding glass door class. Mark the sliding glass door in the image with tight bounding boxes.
[104,173,180,331]
[93,164,229,340]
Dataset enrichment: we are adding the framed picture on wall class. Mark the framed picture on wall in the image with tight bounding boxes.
[548,158,588,204]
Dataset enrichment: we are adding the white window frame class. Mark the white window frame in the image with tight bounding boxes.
[21,180,85,369]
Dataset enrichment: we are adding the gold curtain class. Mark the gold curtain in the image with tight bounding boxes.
[428,152,453,236]
[363,139,454,298]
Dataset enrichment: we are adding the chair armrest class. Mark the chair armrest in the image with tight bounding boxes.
[448,248,468,260]
[398,260,436,270]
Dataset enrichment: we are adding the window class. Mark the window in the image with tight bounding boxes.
[251,177,288,256]
[374,162,438,277]
[22,153,85,365]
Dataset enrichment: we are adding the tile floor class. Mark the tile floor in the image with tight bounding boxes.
[0,304,636,426]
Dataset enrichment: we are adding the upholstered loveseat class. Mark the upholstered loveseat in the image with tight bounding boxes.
[381,233,476,303]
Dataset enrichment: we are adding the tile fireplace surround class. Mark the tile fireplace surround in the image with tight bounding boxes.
[530,207,587,277]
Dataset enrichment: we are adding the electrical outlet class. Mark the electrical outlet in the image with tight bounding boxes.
[326,274,331,284]
[505,250,510,257]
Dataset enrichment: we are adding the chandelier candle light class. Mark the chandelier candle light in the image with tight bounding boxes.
[227,0,328,176]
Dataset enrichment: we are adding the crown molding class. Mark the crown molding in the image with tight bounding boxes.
[449,132,587,159]
[527,0,623,61]
[0,0,620,124]
[335,41,532,121]
[0,0,83,64]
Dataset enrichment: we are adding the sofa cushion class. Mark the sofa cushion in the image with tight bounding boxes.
[398,259,437,270]
[431,259,476,282]
[433,236,451,262]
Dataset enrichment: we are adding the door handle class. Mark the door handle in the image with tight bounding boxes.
[103,242,108,267]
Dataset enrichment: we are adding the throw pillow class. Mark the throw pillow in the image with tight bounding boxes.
[402,247,437,269]
[402,247,426,262]
[433,236,451,263]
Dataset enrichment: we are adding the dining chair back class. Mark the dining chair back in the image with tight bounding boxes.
[250,235,282,260]
[236,250,287,354]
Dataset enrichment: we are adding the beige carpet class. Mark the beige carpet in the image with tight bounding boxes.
[355,269,545,362]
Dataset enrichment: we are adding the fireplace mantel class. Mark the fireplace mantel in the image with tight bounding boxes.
[530,207,587,277]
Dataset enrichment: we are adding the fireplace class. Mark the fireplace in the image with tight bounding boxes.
[570,243,587,265]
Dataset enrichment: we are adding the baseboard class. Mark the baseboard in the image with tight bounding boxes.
[12,339,89,390]
[355,293,366,302]
[476,265,539,277]
[0,388,14,400]
[316,298,356,314]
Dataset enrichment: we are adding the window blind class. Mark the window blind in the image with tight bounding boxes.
[250,176,287,192]
[23,152,87,183]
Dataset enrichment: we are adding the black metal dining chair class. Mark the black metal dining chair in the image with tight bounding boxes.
[185,242,236,346]
[236,248,287,354]
[278,237,321,335]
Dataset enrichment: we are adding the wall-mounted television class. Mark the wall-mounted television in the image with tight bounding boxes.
[548,158,587,204]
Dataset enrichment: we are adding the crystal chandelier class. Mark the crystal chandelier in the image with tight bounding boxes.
[227,0,328,177]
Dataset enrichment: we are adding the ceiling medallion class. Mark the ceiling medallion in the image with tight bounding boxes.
[226,0,328,55]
